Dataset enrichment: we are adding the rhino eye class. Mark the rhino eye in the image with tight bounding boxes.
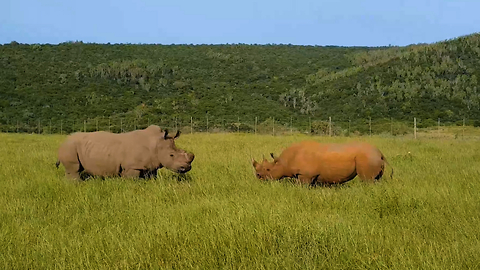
[170,154,174,157]
[266,169,270,171]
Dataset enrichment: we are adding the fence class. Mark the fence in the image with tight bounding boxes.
[0,116,477,138]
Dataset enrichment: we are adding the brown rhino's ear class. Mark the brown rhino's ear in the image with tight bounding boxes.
[174,130,181,139]
[163,129,169,140]
[270,153,279,163]
[252,159,258,168]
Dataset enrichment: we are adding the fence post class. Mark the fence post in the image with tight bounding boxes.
[121,119,123,133]
[237,117,240,133]
[38,119,41,134]
[437,118,440,133]
[148,117,150,127]
[109,118,111,132]
[390,117,393,135]
[175,117,178,131]
[369,117,372,136]
[348,119,351,136]
[73,119,75,133]
[309,117,311,134]
[190,117,193,134]
[206,115,209,133]
[329,116,332,137]
[414,117,417,139]
[17,120,19,133]
[255,116,257,135]
[463,117,465,139]
[272,117,275,136]
[290,117,293,135]
[49,120,52,134]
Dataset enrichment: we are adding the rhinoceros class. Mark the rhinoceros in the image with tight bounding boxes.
[252,140,392,186]
[55,125,195,181]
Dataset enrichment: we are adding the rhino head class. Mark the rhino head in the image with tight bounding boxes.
[252,153,280,180]
[157,129,195,173]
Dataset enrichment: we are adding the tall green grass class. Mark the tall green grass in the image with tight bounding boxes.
[1,133,480,269]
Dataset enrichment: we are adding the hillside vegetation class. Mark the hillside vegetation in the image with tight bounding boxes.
[1,33,480,134]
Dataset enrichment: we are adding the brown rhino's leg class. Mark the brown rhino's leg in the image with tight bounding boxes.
[356,155,383,183]
[298,174,315,185]
[121,168,141,178]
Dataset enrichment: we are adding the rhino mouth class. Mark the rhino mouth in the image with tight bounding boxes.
[176,166,192,174]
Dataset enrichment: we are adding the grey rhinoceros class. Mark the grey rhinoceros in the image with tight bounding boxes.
[55,125,195,181]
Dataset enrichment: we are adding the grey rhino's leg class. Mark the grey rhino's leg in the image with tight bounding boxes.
[65,171,82,182]
[121,168,141,178]
[140,169,158,179]
[62,159,83,182]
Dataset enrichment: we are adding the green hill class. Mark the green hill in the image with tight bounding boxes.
[1,33,480,134]
[0,42,374,132]
[300,33,480,125]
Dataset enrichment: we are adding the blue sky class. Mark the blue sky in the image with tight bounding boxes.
[1,0,479,47]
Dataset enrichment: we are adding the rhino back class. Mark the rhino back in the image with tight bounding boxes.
[283,141,358,181]
[115,129,161,171]
[76,131,124,176]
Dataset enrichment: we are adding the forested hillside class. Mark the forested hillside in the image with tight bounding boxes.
[0,42,373,132]
[1,33,479,134]
[299,33,480,124]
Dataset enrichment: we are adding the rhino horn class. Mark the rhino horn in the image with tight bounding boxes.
[174,130,181,139]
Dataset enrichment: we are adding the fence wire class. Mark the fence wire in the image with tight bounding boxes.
[0,116,477,137]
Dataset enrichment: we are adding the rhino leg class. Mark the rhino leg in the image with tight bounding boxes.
[298,174,315,185]
[140,169,158,179]
[356,154,384,183]
[61,159,83,181]
[65,171,82,181]
[121,168,141,178]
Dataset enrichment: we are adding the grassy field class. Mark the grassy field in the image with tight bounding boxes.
[1,131,480,269]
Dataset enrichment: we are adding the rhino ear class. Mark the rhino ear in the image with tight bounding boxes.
[163,129,169,140]
[270,153,279,163]
[252,159,258,168]
[174,130,181,139]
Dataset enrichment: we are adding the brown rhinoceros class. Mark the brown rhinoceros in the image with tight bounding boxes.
[252,140,392,186]
[55,125,195,181]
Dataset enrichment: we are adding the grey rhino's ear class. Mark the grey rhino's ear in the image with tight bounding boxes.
[163,129,169,140]
[174,130,181,139]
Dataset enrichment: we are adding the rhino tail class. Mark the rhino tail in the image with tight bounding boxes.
[55,160,60,169]
[381,153,394,179]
